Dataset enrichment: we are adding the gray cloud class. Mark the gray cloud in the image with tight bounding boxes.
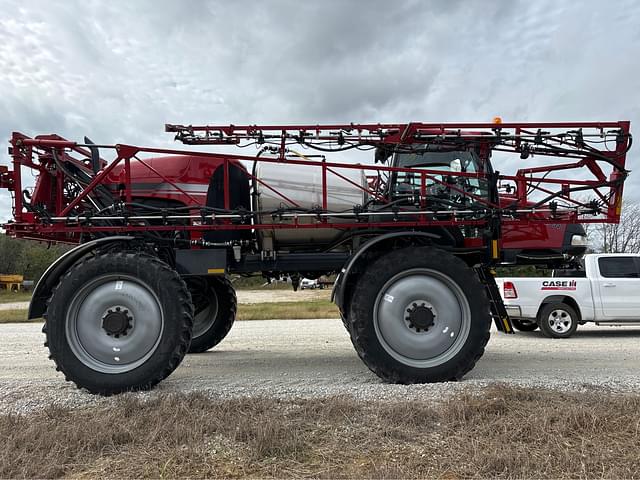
[1,0,639,223]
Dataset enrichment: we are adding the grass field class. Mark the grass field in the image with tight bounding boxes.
[0,300,339,324]
[0,309,29,323]
[238,300,338,320]
[2,385,639,478]
[0,290,32,303]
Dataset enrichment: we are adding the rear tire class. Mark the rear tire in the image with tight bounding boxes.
[511,318,539,332]
[186,276,237,353]
[538,302,578,338]
[347,247,491,383]
[44,253,193,395]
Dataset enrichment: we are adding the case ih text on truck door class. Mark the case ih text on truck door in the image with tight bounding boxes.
[497,253,640,338]
[0,120,632,394]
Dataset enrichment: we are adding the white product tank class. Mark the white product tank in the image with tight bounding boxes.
[254,162,367,248]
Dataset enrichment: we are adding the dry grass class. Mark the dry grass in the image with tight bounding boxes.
[0,290,32,304]
[1,385,640,479]
[0,309,30,323]
[0,300,339,324]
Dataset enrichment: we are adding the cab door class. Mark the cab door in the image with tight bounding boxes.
[596,256,640,319]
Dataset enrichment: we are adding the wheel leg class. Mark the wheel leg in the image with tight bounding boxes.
[347,247,491,383]
[44,253,193,395]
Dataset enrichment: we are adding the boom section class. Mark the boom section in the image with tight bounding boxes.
[1,122,632,248]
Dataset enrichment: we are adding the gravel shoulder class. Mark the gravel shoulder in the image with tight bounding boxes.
[2,319,640,413]
[236,288,330,303]
[0,301,29,311]
[0,289,330,312]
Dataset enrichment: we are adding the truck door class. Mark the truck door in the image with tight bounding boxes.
[596,256,640,319]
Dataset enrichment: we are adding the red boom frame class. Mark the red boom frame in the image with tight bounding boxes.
[1,121,632,249]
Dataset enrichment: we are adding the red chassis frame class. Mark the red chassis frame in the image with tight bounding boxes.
[0,121,632,256]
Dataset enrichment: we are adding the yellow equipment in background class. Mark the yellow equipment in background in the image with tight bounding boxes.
[0,274,24,291]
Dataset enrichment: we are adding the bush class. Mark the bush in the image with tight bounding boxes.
[0,234,69,281]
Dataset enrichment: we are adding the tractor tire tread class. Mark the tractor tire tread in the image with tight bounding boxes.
[43,252,193,395]
[347,246,491,384]
[188,276,237,353]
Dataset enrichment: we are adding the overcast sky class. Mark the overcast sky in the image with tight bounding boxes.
[1,0,639,223]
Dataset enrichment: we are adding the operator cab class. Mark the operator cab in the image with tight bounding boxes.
[380,146,588,266]
[389,148,490,210]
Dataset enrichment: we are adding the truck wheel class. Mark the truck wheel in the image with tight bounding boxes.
[347,247,491,383]
[186,276,237,353]
[43,253,193,395]
[511,318,539,332]
[538,302,578,338]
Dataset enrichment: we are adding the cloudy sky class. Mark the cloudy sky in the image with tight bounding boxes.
[1,0,639,223]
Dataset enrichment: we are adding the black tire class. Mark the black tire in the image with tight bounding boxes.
[511,317,539,332]
[538,302,579,338]
[347,246,491,383]
[340,312,352,336]
[186,276,237,353]
[43,253,193,395]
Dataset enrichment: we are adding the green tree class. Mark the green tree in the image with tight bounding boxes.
[0,234,69,281]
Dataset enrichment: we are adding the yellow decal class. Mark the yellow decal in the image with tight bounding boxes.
[502,317,512,333]
[491,239,499,259]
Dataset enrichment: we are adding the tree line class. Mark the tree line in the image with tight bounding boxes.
[0,234,69,281]
[590,202,640,254]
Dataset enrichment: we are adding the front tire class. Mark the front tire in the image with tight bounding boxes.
[347,247,491,383]
[44,253,193,395]
[186,276,237,353]
[538,302,578,338]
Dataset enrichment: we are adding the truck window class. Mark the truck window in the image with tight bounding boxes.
[598,257,639,278]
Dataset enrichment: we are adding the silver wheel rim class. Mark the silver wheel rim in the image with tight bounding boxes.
[65,274,164,374]
[373,268,471,368]
[192,286,219,339]
[547,309,572,334]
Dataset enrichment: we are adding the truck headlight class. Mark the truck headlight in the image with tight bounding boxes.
[570,234,588,246]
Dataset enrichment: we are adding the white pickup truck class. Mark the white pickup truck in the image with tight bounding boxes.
[496,253,640,338]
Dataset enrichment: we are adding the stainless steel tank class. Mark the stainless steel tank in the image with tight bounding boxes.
[255,162,367,249]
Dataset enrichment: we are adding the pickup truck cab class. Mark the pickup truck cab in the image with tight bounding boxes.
[496,254,640,338]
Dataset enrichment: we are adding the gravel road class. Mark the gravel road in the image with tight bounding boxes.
[0,301,29,311]
[0,289,330,312]
[1,319,640,413]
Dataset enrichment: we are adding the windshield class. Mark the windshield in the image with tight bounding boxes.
[396,150,477,170]
[392,150,489,206]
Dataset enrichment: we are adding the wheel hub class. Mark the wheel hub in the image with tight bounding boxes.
[374,268,470,367]
[101,306,133,338]
[405,302,436,332]
[548,309,571,333]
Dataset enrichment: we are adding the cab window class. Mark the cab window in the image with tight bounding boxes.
[393,150,487,202]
